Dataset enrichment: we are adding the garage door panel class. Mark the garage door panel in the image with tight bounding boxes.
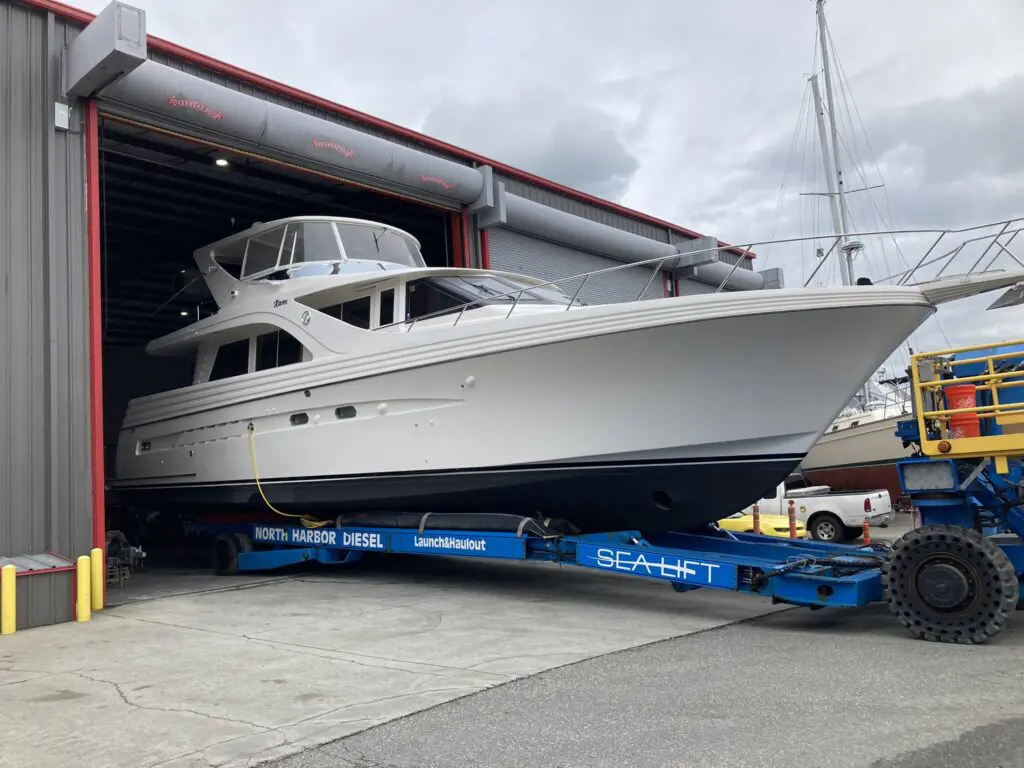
[487,227,666,305]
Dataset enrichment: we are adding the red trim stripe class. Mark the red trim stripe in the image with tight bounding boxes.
[84,101,106,579]
[480,229,491,270]
[18,0,753,260]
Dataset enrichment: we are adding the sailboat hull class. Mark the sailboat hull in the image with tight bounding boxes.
[799,414,914,500]
[109,290,935,534]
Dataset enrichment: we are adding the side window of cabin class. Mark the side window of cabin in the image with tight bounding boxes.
[406,280,462,320]
[209,339,251,382]
[379,289,395,326]
[255,330,305,371]
[341,296,371,329]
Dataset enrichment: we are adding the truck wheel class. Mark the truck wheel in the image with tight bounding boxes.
[810,513,845,543]
[882,524,1019,644]
[844,525,863,540]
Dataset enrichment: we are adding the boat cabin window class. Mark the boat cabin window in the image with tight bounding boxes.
[379,288,395,326]
[206,329,308,383]
[209,339,251,382]
[255,330,305,371]
[341,297,371,330]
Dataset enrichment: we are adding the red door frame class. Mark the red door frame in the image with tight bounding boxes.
[84,100,106,568]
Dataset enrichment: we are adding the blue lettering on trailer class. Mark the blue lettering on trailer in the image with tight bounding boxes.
[576,543,738,589]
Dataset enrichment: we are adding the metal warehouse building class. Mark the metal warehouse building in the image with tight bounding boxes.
[1,0,782,629]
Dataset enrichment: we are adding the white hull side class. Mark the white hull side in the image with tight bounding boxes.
[112,298,933,488]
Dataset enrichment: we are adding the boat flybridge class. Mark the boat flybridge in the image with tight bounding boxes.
[109,215,1024,535]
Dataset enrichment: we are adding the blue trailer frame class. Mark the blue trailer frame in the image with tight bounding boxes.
[212,522,889,609]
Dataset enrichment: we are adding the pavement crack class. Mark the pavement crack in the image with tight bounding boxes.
[73,670,273,732]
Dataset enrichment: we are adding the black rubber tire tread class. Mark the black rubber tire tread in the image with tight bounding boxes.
[213,534,241,576]
[844,525,863,540]
[881,524,1019,644]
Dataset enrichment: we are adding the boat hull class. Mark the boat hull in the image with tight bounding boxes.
[109,291,935,533]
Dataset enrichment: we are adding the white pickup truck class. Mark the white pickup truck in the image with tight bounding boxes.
[740,480,894,543]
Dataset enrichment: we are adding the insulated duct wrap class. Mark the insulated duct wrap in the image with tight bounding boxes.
[99,60,485,204]
[502,194,765,290]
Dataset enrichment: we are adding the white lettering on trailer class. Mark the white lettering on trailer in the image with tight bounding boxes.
[254,526,289,543]
[413,535,487,552]
[342,531,384,550]
[594,548,720,584]
[290,529,338,546]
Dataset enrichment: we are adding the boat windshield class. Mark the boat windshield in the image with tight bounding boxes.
[405,274,575,322]
[227,220,427,280]
[335,222,426,268]
[431,274,573,305]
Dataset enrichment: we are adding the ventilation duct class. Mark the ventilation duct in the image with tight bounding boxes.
[501,194,766,291]
[98,60,485,205]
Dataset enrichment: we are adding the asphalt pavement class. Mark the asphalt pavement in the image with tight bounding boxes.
[268,516,1024,768]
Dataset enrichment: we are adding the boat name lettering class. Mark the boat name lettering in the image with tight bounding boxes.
[593,548,720,583]
[413,535,486,552]
[274,299,288,307]
[254,526,290,543]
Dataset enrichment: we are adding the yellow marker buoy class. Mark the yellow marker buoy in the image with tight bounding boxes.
[1,564,15,635]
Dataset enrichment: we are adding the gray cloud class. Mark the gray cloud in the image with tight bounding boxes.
[422,94,641,201]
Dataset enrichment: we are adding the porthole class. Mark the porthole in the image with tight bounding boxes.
[335,405,357,420]
[290,413,309,426]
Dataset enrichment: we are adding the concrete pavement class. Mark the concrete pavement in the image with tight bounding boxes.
[275,598,1024,768]
[0,552,790,768]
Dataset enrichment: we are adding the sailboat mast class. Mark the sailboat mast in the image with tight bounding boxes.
[810,74,850,285]
[816,0,854,283]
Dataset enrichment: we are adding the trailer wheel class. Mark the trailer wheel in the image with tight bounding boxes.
[213,533,251,576]
[882,524,1019,644]
[809,513,845,542]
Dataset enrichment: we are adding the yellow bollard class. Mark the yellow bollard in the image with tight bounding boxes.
[1,564,15,635]
[90,547,104,611]
[76,556,91,622]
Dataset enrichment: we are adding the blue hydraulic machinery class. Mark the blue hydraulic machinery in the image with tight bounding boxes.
[886,339,1024,642]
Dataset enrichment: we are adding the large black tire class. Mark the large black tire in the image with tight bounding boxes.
[809,513,846,543]
[213,532,252,576]
[882,524,1019,644]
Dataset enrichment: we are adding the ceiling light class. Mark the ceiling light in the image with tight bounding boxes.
[215,158,229,167]
[180,311,189,317]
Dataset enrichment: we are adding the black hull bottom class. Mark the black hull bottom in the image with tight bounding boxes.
[108,455,803,535]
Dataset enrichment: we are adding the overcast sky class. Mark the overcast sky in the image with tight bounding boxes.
[77,0,1024,374]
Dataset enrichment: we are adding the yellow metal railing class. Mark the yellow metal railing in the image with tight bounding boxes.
[910,338,1024,473]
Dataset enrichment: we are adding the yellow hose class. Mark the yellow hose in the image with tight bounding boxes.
[246,423,333,529]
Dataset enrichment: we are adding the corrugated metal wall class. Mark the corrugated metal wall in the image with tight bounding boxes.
[0,2,90,625]
[487,227,666,304]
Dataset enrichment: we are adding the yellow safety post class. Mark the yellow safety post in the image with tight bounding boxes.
[90,547,104,611]
[1,564,15,635]
[76,555,91,622]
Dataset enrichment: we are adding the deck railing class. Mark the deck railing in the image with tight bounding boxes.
[384,215,1024,331]
[909,338,1024,472]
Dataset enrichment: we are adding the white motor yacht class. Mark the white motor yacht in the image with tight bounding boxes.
[107,215,1024,534]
